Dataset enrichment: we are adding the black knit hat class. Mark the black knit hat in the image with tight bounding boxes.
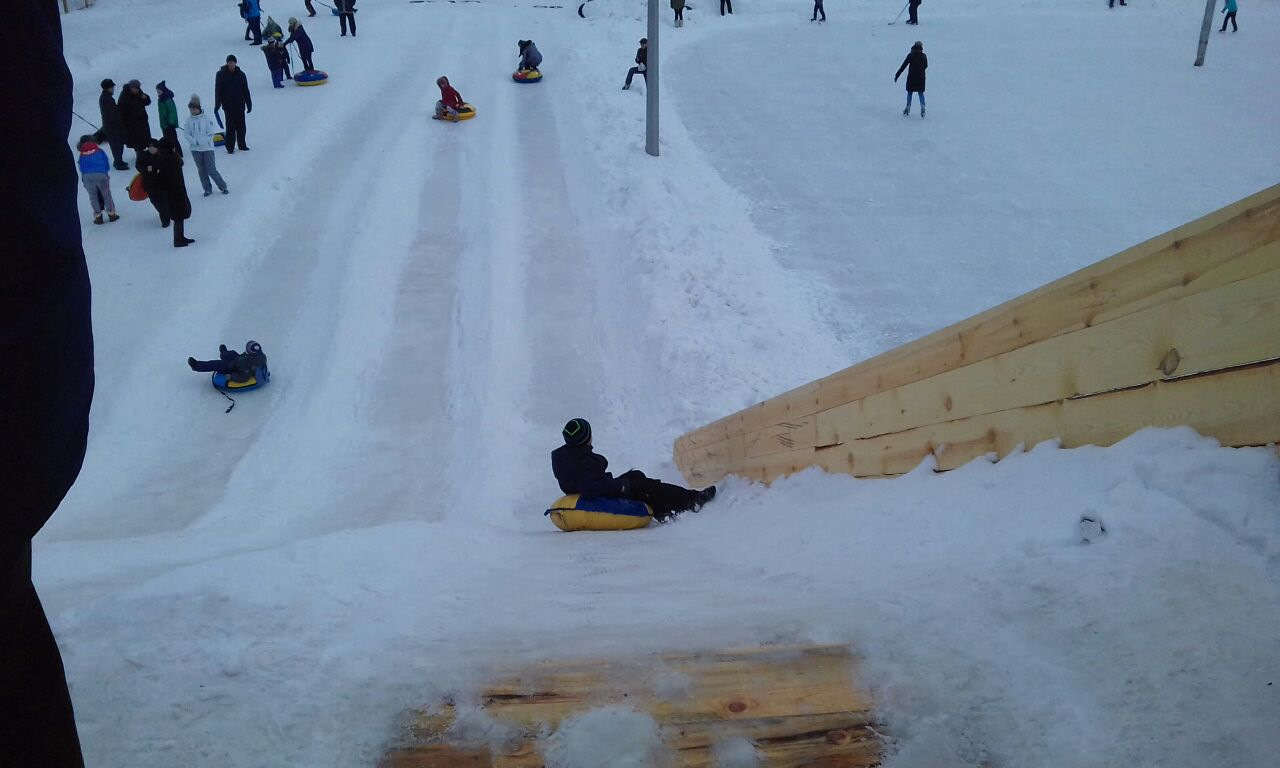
[562,418,591,446]
[101,78,115,89]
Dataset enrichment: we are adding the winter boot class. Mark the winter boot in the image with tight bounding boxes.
[694,485,717,509]
[188,357,198,370]
[903,107,910,116]
[921,107,926,118]
[107,211,120,222]
[93,213,103,225]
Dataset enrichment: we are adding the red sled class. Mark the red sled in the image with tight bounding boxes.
[127,173,148,202]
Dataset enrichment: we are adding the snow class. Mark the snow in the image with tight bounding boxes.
[38,0,1280,766]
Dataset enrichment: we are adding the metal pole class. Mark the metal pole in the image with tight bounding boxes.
[1194,0,1216,66]
[646,0,659,156]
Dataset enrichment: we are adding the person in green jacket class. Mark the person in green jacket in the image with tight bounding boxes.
[156,81,181,155]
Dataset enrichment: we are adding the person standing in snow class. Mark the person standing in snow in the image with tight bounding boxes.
[518,39,542,72]
[76,135,119,225]
[215,54,252,152]
[305,0,317,17]
[97,78,131,170]
[671,0,686,27]
[895,40,927,118]
[720,0,732,15]
[552,419,717,523]
[285,17,316,71]
[263,14,283,39]
[336,0,357,37]
[906,0,920,24]
[435,76,465,119]
[154,136,195,248]
[811,0,825,22]
[262,37,288,88]
[622,38,648,90]
[118,79,153,159]
[155,80,181,154]
[241,0,263,45]
[1108,0,1127,8]
[136,139,172,227]
[1219,0,1238,32]
[183,95,229,197]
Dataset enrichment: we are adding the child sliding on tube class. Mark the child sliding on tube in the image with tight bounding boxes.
[435,76,465,119]
[188,341,268,382]
[551,418,716,523]
[518,40,542,73]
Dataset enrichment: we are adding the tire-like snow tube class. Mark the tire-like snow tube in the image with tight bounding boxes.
[213,132,225,147]
[295,70,329,86]
[212,366,271,392]
[127,173,148,201]
[545,495,653,532]
[513,69,543,83]
[433,103,476,121]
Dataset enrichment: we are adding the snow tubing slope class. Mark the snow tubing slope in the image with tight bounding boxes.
[546,495,653,531]
[212,366,271,392]
[295,70,329,86]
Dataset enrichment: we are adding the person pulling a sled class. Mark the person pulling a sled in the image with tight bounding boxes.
[551,418,716,523]
[188,341,268,381]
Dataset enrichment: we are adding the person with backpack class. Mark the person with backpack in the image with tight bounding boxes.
[895,40,927,118]
[182,95,229,197]
[1219,0,1238,32]
[75,135,119,225]
[154,136,195,247]
[285,17,316,71]
[552,419,717,523]
[518,39,542,72]
[97,78,131,170]
[906,0,920,24]
[240,0,263,45]
[215,54,252,152]
[118,79,153,158]
[622,38,648,90]
[155,80,181,154]
[336,0,356,36]
[671,0,686,27]
[262,37,288,88]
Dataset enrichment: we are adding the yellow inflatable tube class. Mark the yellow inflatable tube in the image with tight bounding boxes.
[546,494,653,532]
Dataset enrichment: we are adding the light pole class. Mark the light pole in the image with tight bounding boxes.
[1194,0,1216,66]
[646,0,659,156]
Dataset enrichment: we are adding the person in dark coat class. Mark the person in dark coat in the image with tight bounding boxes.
[188,341,267,381]
[336,0,356,36]
[907,0,920,24]
[97,78,131,169]
[118,78,153,154]
[214,54,252,152]
[622,38,648,90]
[551,419,716,522]
[518,39,542,72]
[262,37,288,87]
[285,17,316,71]
[2,4,95,767]
[155,136,194,247]
[720,0,732,14]
[305,0,317,16]
[811,0,825,22]
[136,139,172,227]
[240,0,263,45]
[895,40,927,117]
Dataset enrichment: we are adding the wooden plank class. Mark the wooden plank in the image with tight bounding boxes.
[675,185,1280,485]
[816,267,1280,447]
[808,360,1280,480]
[380,745,490,768]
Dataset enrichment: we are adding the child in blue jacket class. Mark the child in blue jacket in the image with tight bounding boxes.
[76,135,118,224]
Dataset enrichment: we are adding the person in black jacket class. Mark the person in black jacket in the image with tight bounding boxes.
[155,136,194,247]
[97,78,130,170]
[907,0,920,25]
[188,341,267,379]
[136,139,172,227]
[214,54,252,152]
[2,4,95,766]
[895,40,927,117]
[285,17,316,71]
[622,38,648,90]
[118,78,153,156]
[262,37,288,87]
[551,418,716,522]
[336,0,356,36]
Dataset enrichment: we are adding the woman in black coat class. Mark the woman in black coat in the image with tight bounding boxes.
[117,79,153,151]
[136,140,171,227]
[155,136,194,247]
[895,41,928,117]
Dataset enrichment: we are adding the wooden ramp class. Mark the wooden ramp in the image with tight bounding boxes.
[381,645,881,767]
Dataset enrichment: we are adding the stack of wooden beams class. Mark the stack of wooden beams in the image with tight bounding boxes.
[380,645,881,767]
[675,184,1280,485]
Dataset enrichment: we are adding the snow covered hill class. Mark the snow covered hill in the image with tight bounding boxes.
[40,0,1280,766]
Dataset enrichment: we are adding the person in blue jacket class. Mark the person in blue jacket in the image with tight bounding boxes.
[518,40,542,73]
[285,17,316,71]
[240,0,263,45]
[3,3,96,766]
[1219,0,1238,32]
[76,135,119,224]
[551,418,716,522]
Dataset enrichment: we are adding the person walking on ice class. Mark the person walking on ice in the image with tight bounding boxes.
[552,419,716,523]
[182,95,229,196]
[1220,0,1238,32]
[622,38,648,90]
[895,40,927,118]
[76,136,119,225]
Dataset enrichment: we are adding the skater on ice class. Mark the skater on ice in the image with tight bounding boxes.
[97,78,131,170]
[215,54,253,152]
[551,418,716,523]
[895,41,927,118]
[183,95,230,196]
[285,17,317,71]
[517,39,542,73]
[622,38,648,90]
[76,136,119,225]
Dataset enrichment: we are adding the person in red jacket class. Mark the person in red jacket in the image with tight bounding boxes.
[435,76,465,119]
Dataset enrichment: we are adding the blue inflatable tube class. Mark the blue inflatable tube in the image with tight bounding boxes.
[212,366,271,392]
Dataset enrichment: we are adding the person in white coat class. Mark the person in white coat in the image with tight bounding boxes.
[182,94,229,196]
